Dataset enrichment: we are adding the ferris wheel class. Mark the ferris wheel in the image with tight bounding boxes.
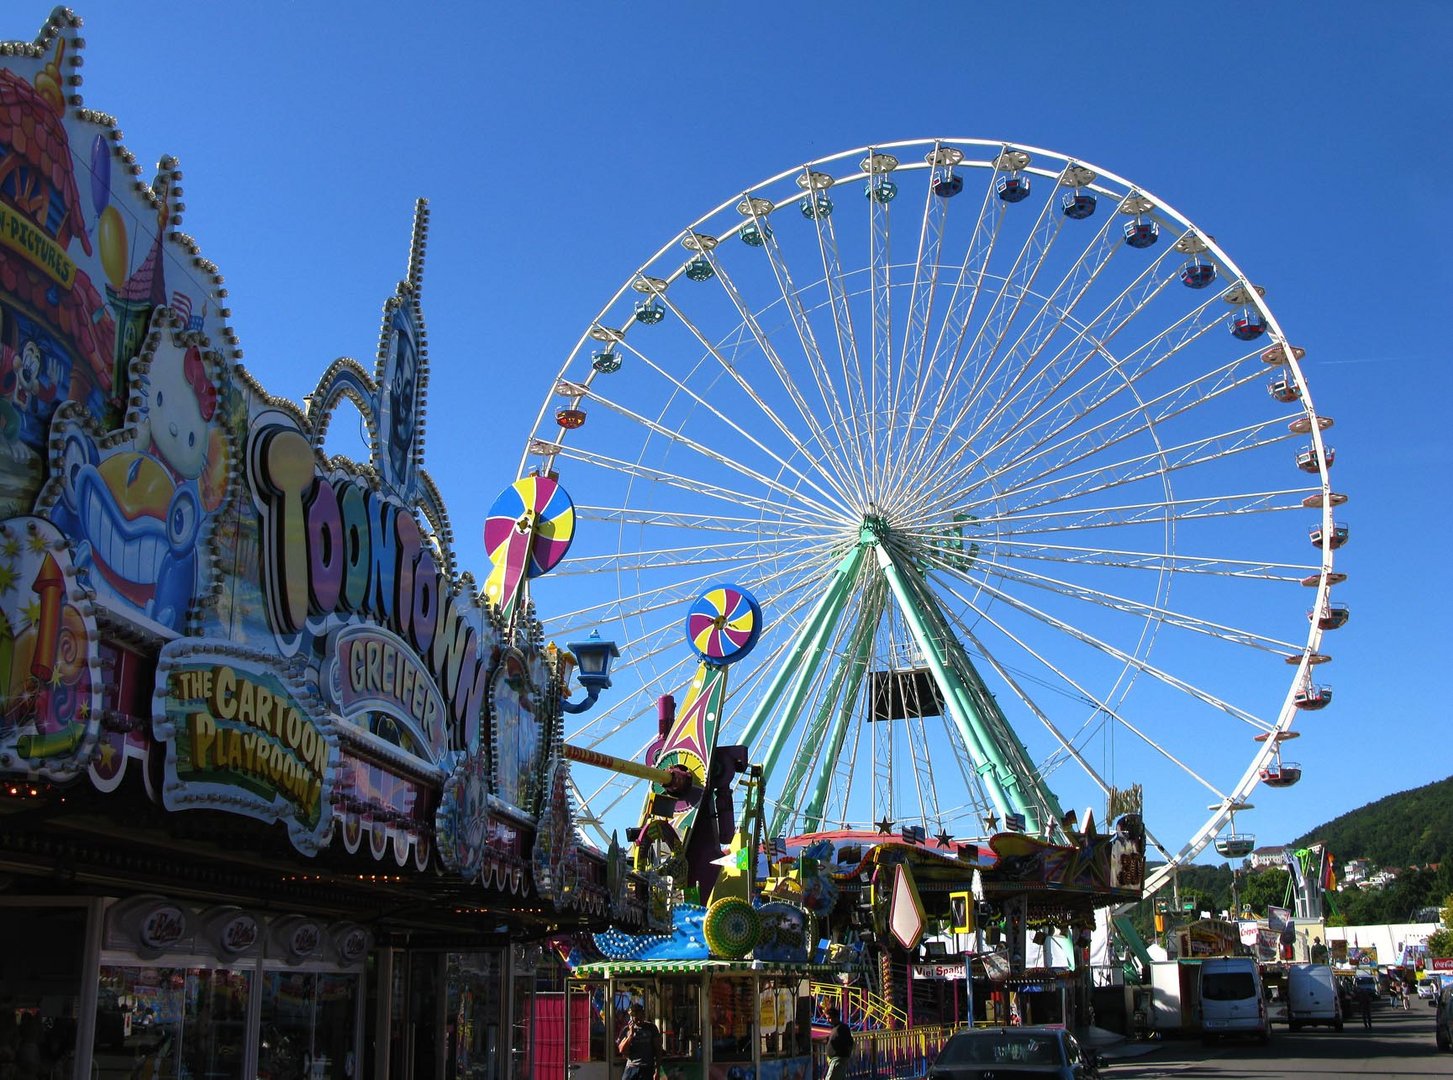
[518,139,1344,894]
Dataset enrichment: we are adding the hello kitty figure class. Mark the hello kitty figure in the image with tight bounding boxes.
[48,337,226,632]
[143,340,217,486]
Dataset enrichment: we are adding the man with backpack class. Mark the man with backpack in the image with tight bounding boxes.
[825,1004,852,1080]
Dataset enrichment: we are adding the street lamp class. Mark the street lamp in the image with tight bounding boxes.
[560,631,620,714]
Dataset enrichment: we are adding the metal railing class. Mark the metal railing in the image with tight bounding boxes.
[830,1023,963,1080]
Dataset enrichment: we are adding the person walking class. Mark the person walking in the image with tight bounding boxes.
[1358,983,1373,1029]
[617,1003,660,1080]
[824,1005,853,1080]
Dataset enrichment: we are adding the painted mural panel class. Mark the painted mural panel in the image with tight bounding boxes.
[0,515,101,780]
[0,12,565,872]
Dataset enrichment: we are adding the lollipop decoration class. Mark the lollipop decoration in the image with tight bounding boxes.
[686,584,762,665]
[483,475,575,619]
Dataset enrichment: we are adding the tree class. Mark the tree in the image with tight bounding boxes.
[1428,894,1453,959]
[1238,868,1290,916]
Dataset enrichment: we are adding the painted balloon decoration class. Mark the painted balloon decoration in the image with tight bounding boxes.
[98,205,128,290]
[685,584,762,665]
[89,133,110,219]
[483,475,576,614]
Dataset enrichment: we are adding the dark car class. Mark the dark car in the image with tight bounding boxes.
[926,1026,1102,1080]
[1435,979,1453,1052]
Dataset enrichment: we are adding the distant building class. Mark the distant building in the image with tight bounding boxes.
[1340,858,1370,887]
[1249,845,1287,869]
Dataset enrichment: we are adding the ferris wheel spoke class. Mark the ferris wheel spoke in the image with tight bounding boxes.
[549,442,839,528]
[964,296,1239,486]
[806,196,873,464]
[547,535,842,580]
[971,408,1298,520]
[929,218,1168,473]
[950,382,1287,516]
[959,621,1113,796]
[577,505,853,543]
[915,164,1025,433]
[902,706,946,831]
[897,177,1068,490]
[636,286,866,512]
[542,542,823,643]
[698,252,868,504]
[952,537,1318,582]
[888,150,970,471]
[943,266,1195,499]
[599,334,863,515]
[934,578,1237,820]
[865,159,894,478]
[961,262,1184,475]
[927,707,997,828]
[570,380,854,521]
[752,207,876,503]
[961,557,1303,654]
[969,488,1317,541]
[965,571,1274,730]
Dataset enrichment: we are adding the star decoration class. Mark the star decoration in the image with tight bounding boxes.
[0,564,17,593]
[26,533,47,553]
[20,599,40,627]
[876,816,894,835]
[936,828,954,849]
[1,538,19,558]
[983,811,1000,833]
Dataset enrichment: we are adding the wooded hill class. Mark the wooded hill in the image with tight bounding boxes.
[1120,775,1453,935]
[1291,774,1453,869]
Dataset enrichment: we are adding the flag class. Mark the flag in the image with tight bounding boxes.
[171,291,192,325]
[1284,848,1306,895]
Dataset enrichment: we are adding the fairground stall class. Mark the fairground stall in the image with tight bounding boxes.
[0,10,652,1079]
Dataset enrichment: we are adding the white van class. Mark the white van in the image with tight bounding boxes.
[1287,963,1343,1031]
[1198,957,1271,1044]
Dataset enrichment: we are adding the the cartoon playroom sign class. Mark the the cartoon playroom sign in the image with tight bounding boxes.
[154,641,336,854]
[0,11,565,870]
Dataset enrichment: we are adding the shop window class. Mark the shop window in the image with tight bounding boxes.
[658,979,701,1067]
[446,951,504,1080]
[94,963,251,1080]
[258,970,361,1080]
[708,978,754,1063]
[759,977,812,1059]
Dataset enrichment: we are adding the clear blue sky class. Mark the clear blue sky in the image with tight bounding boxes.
[43,2,1451,861]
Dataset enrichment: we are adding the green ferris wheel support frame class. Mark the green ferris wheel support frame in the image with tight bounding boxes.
[740,518,1064,837]
[768,584,885,838]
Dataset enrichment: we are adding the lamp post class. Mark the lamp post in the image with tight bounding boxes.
[560,631,620,715]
